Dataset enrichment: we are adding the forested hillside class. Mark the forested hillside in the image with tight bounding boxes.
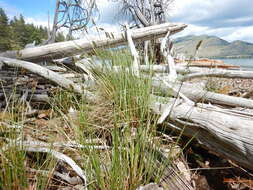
[0,8,65,52]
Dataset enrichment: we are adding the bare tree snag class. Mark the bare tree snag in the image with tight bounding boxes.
[46,0,97,44]
[115,0,174,27]
[0,23,187,62]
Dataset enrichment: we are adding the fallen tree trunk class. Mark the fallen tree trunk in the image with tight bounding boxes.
[73,61,253,108]
[72,61,253,170]
[152,79,253,109]
[182,69,253,81]
[150,96,253,170]
[139,65,243,75]
[0,57,96,102]
[0,23,187,62]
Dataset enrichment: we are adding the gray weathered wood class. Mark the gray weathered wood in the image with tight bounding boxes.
[126,24,140,76]
[151,96,253,170]
[0,23,187,62]
[0,57,96,102]
[152,79,253,109]
[182,69,253,81]
[160,31,177,82]
[139,65,241,75]
[72,60,253,109]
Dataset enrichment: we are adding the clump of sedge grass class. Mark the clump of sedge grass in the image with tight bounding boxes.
[69,59,167,189]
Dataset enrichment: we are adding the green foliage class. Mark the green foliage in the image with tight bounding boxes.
[0,7,60,51]
[0,146,28,190]
[9,14,48,50]
[0,123,28,190]
[0,8,10,51]
[55,31,66,42]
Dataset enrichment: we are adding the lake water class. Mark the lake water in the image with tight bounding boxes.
[218,58,253,70]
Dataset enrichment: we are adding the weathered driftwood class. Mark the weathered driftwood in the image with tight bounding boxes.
[139,64,201,74]
[83,63,253,81]
[182,69,253,81]
[76,61,253,109]
[77,55,253,170]
[4,140,88,189]
[0,57,96,102]
[144,41,150,65]
[139,64,243,75]
[160,31,177,82]
[75,61,253,171]
[24,147,87,189]
[28,168,82,186]
[126,24,140,76]
[0,92,49,102]
[151,96,253,170]
[0,22,187,62]
[152,79,253,109]
[45,65,67,72]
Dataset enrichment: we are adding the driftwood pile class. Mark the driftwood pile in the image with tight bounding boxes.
[1,22,253,188]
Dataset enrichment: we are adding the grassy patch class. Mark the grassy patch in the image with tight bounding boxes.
[0,49,183,189]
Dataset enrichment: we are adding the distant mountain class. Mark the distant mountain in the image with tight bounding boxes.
[173,35,253,58]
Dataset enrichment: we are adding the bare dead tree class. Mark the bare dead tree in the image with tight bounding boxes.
[113,0,175,64]
[113,0,175,27]
[46,0,97,44]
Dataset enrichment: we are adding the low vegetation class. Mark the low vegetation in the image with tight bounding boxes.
[0,50,184,189]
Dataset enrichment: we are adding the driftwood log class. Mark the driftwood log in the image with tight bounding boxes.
[152,79,253,109]
[0,57,96,102]
[74,55,253,171]
[139,64,253,79]
[3,55,251,171]
[0,22,187,62]
[181,68,253,81]
[73,61,253,109]
[1,20,253,184]
[150,96,253,170]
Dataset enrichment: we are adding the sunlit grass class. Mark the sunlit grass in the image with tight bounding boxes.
[0,48,183,189]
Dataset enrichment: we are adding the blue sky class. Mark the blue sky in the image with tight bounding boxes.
[1,0,253,43]
[0,0,55,17]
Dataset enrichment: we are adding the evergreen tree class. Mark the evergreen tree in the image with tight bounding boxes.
[0,7,65,51]
[10,14,27,48]
[0,8,10,51]
[56,32,66,42]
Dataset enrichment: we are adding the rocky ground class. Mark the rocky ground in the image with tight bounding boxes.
[204,78,253,98]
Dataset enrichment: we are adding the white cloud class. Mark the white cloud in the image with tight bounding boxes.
[171,0,253,43]
[173,24,209,38]
[172,0,253,26]
[25,17,48,27]
[95,0,126,25]
[223,26,253,42]
[2,0,253,43]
